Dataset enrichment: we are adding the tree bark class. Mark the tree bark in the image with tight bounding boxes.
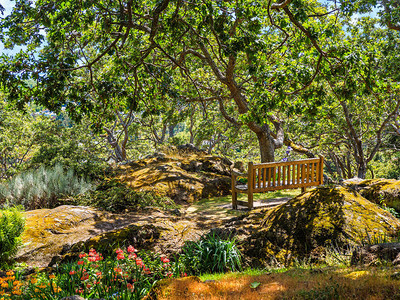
[257,131,276,162]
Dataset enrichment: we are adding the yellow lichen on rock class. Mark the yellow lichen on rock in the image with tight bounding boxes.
[112,149,234,203]
[243,186,400,265]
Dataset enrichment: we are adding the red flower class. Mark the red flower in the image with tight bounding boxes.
[79,253,87,258]
[96,272,102,277]
[115,248,123,254]
[161,257,170,263]
[127,245,135,253]
[117,253,125,260]
[135,259,144,267]
[77,260,84,265]
[128,253,137,259]
[81,273,89,281]
[69,271,76,275]
[127,283,134,291]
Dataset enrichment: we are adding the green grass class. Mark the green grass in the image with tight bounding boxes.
[195,189,301,208]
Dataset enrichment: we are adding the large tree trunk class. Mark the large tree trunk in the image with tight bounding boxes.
[257,131,276,162]
[357,162,368,179]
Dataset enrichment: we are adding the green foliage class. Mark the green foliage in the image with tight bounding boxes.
[26,120,109,180]
[180,233,242,275]
[0,164,93,210]
[71,179,176,213]
[0,206,25,268]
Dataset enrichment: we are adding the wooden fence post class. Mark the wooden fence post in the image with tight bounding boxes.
[248,162,254,209]
[319,155,324,184]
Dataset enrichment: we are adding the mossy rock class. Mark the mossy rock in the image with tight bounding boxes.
[344,178,400,212]
[70,224,162,256]
[243,186,400,266]
[113,149,234,203]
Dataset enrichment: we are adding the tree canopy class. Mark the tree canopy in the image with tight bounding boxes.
[0,0,399,179]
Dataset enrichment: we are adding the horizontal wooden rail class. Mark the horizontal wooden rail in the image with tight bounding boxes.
[232,155,324,209]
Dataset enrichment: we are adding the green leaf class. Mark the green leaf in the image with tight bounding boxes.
[250,281,261,289]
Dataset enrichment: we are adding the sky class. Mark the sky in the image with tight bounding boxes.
[0,0,20,54]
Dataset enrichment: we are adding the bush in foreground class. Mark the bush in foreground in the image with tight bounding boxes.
[0,206,25,269]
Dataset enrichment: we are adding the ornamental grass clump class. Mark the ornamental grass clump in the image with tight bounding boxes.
[0,164,92,210]
[181,233,242,275]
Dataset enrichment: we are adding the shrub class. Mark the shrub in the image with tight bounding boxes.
[70,179,176,213]
[0,206,25,268]
[0,164,93,210]
[180,233,242,275]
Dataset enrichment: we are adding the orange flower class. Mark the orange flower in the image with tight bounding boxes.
[49,274,56,279]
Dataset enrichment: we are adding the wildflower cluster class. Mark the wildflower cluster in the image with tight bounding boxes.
[0,245,186,299]
[0,271,22,299]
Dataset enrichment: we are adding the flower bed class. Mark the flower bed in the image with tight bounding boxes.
[0,245,185,299]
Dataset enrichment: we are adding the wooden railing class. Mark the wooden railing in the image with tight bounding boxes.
[232,156,324,209]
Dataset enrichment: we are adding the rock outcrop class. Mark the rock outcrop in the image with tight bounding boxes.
[344,178,400,211]
[242,186,400,265]
[17,204,221,267]
[114,147,241,203]
[351,242,400,266]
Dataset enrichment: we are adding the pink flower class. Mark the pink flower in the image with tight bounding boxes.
[127,245,136,253]
[161,257,170,263]
[128,253,137,259]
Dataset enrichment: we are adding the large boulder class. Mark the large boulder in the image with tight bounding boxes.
[243,186,400,265]
[344,178,400,212]
[114,147,239,203]
[17,205,213,267]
